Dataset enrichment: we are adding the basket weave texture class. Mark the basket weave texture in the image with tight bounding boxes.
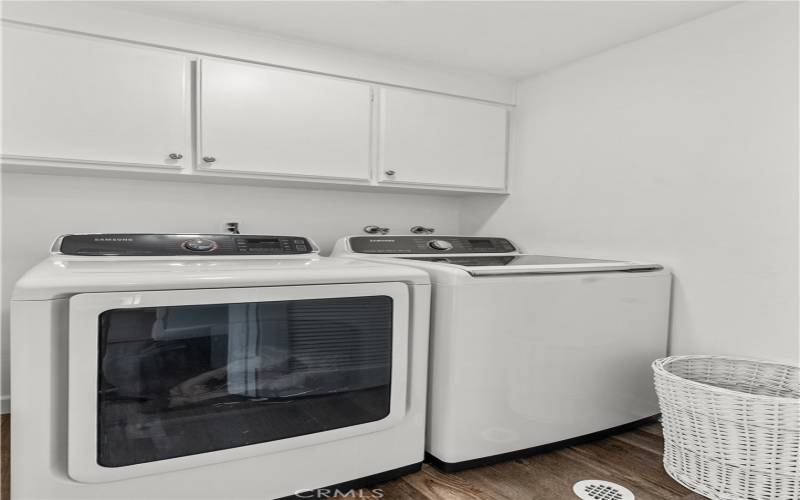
[653,355,800,500]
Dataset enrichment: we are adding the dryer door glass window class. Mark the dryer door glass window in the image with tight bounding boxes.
[96,296,393,467]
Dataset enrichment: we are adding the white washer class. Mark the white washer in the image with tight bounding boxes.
[331,235,671,471]
[11,233,430,499]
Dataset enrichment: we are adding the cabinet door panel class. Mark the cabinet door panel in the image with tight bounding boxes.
[378,88,507,190]
[199,59,372,180]
[1,26,189,167]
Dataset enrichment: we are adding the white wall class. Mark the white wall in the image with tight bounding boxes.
[462,2,799,364]
[0,172,460,409]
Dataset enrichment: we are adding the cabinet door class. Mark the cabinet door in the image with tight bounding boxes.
[1,26,189,168]
[378,88,507,190]
[198,59,372,181]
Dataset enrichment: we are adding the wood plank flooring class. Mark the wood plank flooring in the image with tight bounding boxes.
[0,415,703,499]
[2,415,8,500]
[355,423,704,500]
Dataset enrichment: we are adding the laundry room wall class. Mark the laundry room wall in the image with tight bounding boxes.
[0,172,461,411]
[460,2,799,364]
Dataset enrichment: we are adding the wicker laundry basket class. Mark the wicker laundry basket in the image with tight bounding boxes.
[653,355,800,500]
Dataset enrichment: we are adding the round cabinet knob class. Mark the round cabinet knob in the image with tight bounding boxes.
[183,238,217,252]
[168,153,183,160]
[428,240,453,251]
[203,156,216,163]
[384,170,396,176]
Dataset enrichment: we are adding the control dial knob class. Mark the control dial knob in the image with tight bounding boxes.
[428,239,453,251]
[183,238,217,252]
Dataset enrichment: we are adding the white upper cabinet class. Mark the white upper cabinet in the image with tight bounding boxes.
[198,59,373,181]
[1,26,189,168]
[377,88,508,191]
[1,25,509,193]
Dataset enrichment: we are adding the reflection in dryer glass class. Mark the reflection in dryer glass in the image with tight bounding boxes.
[97,296,393,467]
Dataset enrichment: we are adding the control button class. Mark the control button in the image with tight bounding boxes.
[294,239,305,244]
[182,239,217,252]
[428,240,453,251]
[296,245,307,252]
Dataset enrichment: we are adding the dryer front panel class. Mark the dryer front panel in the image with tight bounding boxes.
[67,283,409,482]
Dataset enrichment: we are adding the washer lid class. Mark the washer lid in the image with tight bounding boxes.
[399,254,662,276]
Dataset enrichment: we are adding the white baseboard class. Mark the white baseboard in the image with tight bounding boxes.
[1,395,9,414]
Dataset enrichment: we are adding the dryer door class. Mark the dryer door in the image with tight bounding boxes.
[67,283,409,483]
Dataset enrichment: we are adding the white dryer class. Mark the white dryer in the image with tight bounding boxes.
[11,233,430,499]
[332,235,671,471]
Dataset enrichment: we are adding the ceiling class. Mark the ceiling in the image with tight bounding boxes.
[113,1,734,79]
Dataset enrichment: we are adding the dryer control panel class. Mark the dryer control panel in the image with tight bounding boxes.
[57,234,315,256]
[349,236,516,254]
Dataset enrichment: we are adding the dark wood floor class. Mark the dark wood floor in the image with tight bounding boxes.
[2,415,8,500]
[354,422,703,500]
[0,415,702,500]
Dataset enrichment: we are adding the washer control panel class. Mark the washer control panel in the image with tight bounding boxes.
[58,234,315,256]
[349,236,516,254]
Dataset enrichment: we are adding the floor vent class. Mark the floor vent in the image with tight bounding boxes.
[573,480,635,500]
